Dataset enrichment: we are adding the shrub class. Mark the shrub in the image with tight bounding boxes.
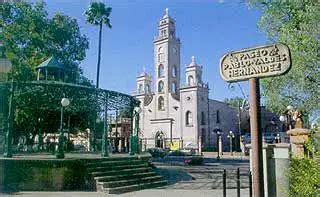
[289,129,320,196]
[202,147,216,152]
[185,156,204,165]
[289,157,320,196]
[167,150,186,156]
[147,148,167,158]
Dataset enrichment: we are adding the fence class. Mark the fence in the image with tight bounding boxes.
[221,168,252,197]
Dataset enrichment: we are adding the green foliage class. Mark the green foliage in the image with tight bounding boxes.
[288,129,320,196]
[289,157,320,196]
[147,148,168,158]
[85,2,112,27]
[11,82,100,139]
[224,96,246,108]
[0,1,96,140]
[247,1,320,117]
[202,147,216,152]
[0,1,89,82]
[84,1,112,88]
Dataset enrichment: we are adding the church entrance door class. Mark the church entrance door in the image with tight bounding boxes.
[155,131,165,149]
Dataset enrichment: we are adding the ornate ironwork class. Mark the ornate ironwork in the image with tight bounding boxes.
[0,80,140,157]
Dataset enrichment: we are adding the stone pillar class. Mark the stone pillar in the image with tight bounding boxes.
[287,128,310,158]
[247,143,290,197]
[272,143,290,197]
[218,136,223,156]
[198,136,202,154]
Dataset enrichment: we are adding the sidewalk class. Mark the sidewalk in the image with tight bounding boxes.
[1,189,249,197]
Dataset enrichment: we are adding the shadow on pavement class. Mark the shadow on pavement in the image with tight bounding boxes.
[154,167,194,185]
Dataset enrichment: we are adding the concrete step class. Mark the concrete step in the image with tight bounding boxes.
[87,163,148,172]
[94,171,158,182]
[86,159,145,168]
[103,180,167,194]
[90,167,153,177]
[86,156,149,165]
[98,175,163,188]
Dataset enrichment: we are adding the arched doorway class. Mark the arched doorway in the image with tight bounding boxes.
[155,131,165,149]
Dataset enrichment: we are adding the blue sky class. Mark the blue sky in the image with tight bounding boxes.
[41,0,268,101]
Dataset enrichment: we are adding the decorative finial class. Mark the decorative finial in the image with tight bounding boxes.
[191,56,195,63]
[165,8,169,16]
[143,66,146,73]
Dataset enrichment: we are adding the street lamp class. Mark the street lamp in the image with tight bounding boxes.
[130,107,141,155]
[227,130,235,155]
[37,117,43,151]
[280,105,295,131]
[56,98,70,159]
[274,133,281,143]
[287,105,294,111]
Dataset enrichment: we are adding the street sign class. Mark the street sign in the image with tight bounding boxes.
[220,43,291,82]
[219,43,292,197]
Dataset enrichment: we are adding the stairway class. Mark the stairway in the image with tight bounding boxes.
[86,156,167,194]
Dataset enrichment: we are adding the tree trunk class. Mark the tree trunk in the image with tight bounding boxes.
[96,22,103,88]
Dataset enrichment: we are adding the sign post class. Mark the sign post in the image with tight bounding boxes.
[220,43,291,197]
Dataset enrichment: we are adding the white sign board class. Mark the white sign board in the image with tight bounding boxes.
[220,43,291,82]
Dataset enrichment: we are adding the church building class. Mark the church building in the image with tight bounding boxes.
[133,9,239,152]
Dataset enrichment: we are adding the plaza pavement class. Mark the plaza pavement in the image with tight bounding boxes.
[0,153,250,197]
[1,189,249,197]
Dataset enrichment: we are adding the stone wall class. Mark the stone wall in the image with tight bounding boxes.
[0,158,90,192]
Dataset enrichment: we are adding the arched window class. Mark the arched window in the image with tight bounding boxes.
[145,84,150,93]
[158,47,164,63]
[201,111,206,125]
[172,66,177,77]
[158,64,164,77]
[171,82,177,93]
[158,96,165,110]
[138,84,143,93]
[158,81,164,93]
[186,111,193,126]
[188,75,194,86]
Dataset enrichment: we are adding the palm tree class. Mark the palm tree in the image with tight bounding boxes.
[85,1,112,88]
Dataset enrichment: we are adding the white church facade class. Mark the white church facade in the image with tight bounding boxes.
[132,9,239,152]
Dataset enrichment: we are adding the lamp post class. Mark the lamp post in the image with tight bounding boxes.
[130,107,141,155]
[227,130,235,155]
[37,117,43,151]
[56,98,70,159]
[3,80,15,158]
[102,95,109,157]
[216,131,221,160]
[280,105,295,132]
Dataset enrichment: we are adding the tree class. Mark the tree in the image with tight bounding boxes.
[85,2,112,88]
[247,1,320,118]
[0,1,95,144]
[224,97,246,108]
[0,1,89,82]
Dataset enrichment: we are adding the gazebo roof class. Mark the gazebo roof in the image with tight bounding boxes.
[36,56,65,70]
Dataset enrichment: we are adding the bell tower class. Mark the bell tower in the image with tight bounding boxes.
[136,68,152,95]
[186,56,203,86]
[154,8,181,111]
